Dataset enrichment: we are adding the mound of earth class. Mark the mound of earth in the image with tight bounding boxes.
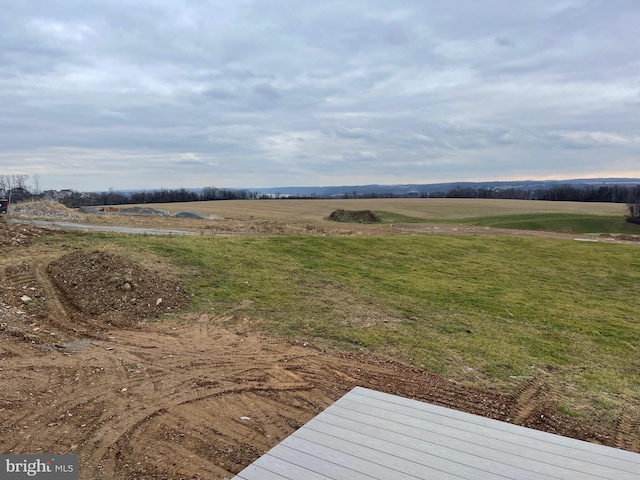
[9,200,81,220]
[117,207,169,216]
[329,208,381,223]
[46,250,189,324]
[174,210,206,219]
[0,222,50,250]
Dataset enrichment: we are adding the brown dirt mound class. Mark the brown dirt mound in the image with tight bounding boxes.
[329,209,381,223]
[46,250,189,324]
[0,222,51,250]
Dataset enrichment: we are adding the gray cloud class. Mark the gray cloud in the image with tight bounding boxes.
[0,0,638,191]
[251,82,282,101]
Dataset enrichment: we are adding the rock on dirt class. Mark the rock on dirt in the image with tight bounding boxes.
[46,250,189,324]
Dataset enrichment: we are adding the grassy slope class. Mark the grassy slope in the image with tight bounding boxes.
[437,213,640,234]
[102,232,640,422]
[374,211,640,234]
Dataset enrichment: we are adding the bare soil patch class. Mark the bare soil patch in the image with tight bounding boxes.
[0,222,52,250]
[0,213,637,479]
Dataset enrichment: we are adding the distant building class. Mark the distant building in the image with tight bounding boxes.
[42,189,74,201]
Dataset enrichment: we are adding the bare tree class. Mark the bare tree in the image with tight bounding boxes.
[11,174,29,190]
[0,174,32,203]
[32,174,41,196]
[0,175,7,197]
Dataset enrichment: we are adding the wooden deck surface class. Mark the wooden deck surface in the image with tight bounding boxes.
[233,386,640,479]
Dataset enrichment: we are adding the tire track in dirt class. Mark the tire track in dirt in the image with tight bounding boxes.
[2,261,100,345]
[33,263,98,339]
[510,376,549,424]
[615,411,640,453]
[0,311,516,479]
[1,263,62,347]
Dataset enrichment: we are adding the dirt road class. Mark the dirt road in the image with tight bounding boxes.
[10,218,196,236]
[0,222,634,480]
[11,216,640,245]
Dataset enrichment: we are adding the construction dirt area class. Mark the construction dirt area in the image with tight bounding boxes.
[1,207,639,479]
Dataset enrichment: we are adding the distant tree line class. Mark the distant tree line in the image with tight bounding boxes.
[431,184,640,203]
[2,173,639,225]
[0,176,263,207]
[58,186,262,207]
[330,184,640,203]
[436,185,640,225]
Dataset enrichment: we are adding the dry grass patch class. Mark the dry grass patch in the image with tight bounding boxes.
[115,198,628,221]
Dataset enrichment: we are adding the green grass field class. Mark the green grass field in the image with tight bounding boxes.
[77,229,640,424]
[376,212,640,234]
[448,213,636,233]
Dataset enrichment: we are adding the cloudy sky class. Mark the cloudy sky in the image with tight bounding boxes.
[1,0,639,192]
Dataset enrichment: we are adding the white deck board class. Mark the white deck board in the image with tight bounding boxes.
[233,386,640,480]
[303,416,553,480]
[328,401,636,477]
[352,388,640,464]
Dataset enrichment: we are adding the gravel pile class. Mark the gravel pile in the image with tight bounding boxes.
[9,201,81,220]
[174,210,206,219]
[117,207,170,216]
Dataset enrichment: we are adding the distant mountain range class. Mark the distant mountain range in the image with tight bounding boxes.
[248,178,640,198]
[103,177,640,198]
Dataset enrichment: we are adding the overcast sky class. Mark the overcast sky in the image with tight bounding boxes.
[1,0,639,192]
